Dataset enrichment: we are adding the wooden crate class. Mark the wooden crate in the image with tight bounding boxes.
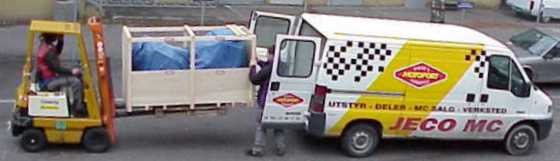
[122,25,256,112]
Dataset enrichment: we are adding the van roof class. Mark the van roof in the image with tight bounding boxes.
[301,13,506,48]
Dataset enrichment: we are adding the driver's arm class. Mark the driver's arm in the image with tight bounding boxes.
[44,51,73,75]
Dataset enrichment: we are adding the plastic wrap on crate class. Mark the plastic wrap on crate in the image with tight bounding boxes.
[132,29,247,71]
[132,42,189,71]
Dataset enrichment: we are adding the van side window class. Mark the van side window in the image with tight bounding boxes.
[277,40,316,77]
[487,56,510,90]
[510,61,527,97]
[487,55,529,97]
[299,20,326,58]
[299,21,322,38]
[255,17,291,48]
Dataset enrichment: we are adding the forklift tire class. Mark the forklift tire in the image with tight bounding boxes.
[20,128,47,152]
[82,127,111,153]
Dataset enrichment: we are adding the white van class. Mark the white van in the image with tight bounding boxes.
[507,0,560,22]
[249,11,553,157]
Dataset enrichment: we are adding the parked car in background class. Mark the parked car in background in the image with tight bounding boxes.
[509,28,560,83]
[506,0,560,23]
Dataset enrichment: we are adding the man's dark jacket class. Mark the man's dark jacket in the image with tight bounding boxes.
[249,60,272,109]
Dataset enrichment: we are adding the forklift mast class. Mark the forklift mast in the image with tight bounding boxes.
[87,17,117,144]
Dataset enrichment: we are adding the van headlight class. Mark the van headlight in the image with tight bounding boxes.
[548,105,553,113]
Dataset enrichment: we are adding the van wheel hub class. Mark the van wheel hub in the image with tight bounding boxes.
[352,131,370,150]
[513,132,529,149]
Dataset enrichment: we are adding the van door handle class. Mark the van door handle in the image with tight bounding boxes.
[270,82,280,91]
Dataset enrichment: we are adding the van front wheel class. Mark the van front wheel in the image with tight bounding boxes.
[504,124,537,156]
[341,123,379,158]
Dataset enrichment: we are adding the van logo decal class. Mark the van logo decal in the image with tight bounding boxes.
[273,93,303,108]
[394,62,447,88]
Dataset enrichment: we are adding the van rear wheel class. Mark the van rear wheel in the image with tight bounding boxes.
[504,124,537,156]
[341,123,379,158]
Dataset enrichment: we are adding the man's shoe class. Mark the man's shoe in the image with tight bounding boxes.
[275,147,286,156]
[246,149,264,157]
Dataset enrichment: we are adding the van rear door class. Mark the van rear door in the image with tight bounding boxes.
[261,35,322,128]
[249,11,297,48]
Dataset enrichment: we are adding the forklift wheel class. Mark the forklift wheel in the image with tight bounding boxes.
[82,127,111,153]
[20,128,47,152]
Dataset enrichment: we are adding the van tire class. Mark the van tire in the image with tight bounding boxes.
[504,124,537,156]
[20,128,47,152]
[539,12,551,23]
[542,17,551,23]
[82,127,111,153]
[341,123,379,158]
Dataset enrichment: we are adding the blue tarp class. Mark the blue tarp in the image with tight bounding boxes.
[132,29,247,71]
[132,42,189,71]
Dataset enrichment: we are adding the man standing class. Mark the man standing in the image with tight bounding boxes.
[36,33,84,116]
[247,48,286,157]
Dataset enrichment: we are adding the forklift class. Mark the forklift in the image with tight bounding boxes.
[9,17,116,153]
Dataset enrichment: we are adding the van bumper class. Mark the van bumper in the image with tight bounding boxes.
[306,112,326,137]
[535,118,553,140]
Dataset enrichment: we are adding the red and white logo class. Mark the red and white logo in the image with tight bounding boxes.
[394,62,447,88]
[273,93,304,108]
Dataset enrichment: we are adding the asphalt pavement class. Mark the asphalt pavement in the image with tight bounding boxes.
[0,5,560,161]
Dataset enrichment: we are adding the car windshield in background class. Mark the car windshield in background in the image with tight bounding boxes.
[510,29,557,55]
[528,36,557,55]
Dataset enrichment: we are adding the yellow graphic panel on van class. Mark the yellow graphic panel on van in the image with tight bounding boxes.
[327,40,483,136]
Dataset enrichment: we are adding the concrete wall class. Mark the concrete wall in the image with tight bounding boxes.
[292,0,405,6]
[282,0,499,7]
[0,0,54,21]
[362,0,404,6]
[470,0,502,9]
[0,0,504,21]
[220,0,265,5]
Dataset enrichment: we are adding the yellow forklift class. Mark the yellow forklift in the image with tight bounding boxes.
[10,17,116,153]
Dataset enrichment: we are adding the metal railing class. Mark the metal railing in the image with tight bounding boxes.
[87,0,217,8]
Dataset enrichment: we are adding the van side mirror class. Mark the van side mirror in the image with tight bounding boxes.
[523,67,533,81]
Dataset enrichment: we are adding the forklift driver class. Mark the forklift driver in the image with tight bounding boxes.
[36,33,85,117]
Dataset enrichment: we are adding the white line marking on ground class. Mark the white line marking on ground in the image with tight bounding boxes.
[0,99,15,104]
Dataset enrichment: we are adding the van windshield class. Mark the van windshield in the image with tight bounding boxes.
[510,29,557,55]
